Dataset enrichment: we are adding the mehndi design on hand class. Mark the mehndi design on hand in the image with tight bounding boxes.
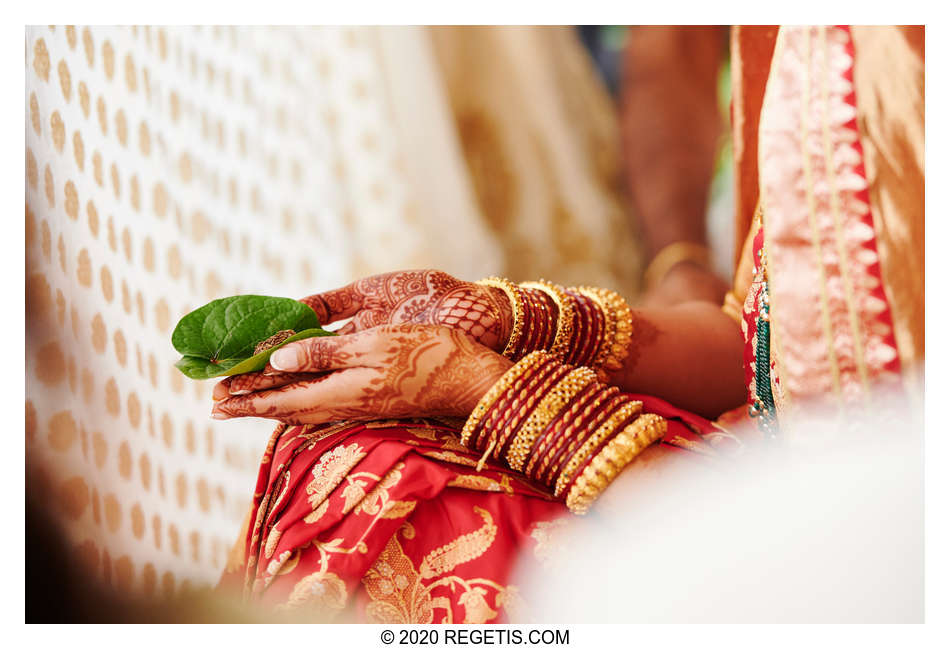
[300,270,514,352]
[211,324,513,425]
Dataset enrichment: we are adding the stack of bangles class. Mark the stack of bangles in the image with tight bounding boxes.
[461,279,666,515]
[475,277,634,376]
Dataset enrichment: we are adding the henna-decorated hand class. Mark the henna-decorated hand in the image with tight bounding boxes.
[300,270,514,353]
[210,324,513,425]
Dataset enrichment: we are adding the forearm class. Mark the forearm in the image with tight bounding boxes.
[485,279,745,418]
[621,26,726,258]
[604,301,746,418]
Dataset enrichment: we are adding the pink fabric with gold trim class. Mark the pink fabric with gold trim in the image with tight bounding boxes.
[757,25,901,411]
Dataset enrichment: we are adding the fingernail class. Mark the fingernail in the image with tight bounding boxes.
[211,411,229,420]
[270,347,299,371]
[230,389,251,396]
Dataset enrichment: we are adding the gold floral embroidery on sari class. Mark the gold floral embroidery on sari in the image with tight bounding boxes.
[362,511,509,623]
[306,442,366,509]
[421,450,479,467]
[458,587,496,624]
[304,499,330,524]
[439,436,470,453]
[446,473,515,495]
[363,534,435,623]
[264,527,282,559]
[496,586,529,622]
[407,427,441,442]
[419,506,496,579]
[342,477,372,513]
[265,549,300,577]
[277,570,348,620]
[280,420,356,453]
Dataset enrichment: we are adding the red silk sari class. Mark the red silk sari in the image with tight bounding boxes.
[218,398,724,623]
[220,25,922,623]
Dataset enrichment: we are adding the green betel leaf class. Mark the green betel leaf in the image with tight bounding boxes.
[171,295,335,379]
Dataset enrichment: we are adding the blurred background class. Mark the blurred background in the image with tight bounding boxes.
[24,25,735,610]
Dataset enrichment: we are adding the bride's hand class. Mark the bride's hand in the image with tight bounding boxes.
[210,324,513,425]
[300,270,513,352]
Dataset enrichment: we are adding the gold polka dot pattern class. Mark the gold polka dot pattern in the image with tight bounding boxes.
[23,25,390,599]
[26,25,639,601]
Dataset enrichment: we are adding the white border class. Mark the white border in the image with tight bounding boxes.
[5,6,946,646]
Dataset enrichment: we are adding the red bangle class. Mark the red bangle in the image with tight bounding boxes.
[510,286,535,359]
[519,287,546,356]
[474,357,560,451]
[544,393,629,487]
[534,384,619,486]
[529,288,557,351]
[479,362,565,456]
[472,353,556,450]
[525,382,600,481]
[493,364,571,461]
[563,291,588,366]
[556,401,642,495]
[581,289,605,367]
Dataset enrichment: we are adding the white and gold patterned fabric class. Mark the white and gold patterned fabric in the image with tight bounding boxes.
[25,25,639,598]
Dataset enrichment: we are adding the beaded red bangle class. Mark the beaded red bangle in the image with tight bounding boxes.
[518,287,548,357]
[568,289,603,367]
[581,289,605,369]
[524,381,600,481]
[471,352,557,450]
[511,286,537,359]
[565,413,667,513]
[563,291,589,366]
[534,290,557,350]
[555,400,643,498]
[474,357,562,451]
[520,280,575,360]
[544,393,631,489]
[533,384,620,485]
[532,289,554,355]
[506,367,597,472]
[489,364,571,462]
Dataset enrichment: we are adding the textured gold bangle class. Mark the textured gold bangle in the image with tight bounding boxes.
[566,413,667,514]
[491,364,570,461]
[543,391,625,486]
[554,399,643,497]
[505,367,598,472]
[520,280,575,360]
[643,241,711,290]
[524,382,598,479]
[578,286,634,372]
[531,384,618,481]
[474,351,552,450]
[477,277,525,360]
[460,350,552,448]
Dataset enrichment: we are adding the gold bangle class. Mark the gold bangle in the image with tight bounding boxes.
[476,277,525,360]
[554,399,643,497]
[530,384,619,481]
[577,287,634,372]
[460,350,552,448]
[520,280,575,360]
[643,241,712,290]
[505,367,598,472]
[489,363,570,460]
[565,413,667,514]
